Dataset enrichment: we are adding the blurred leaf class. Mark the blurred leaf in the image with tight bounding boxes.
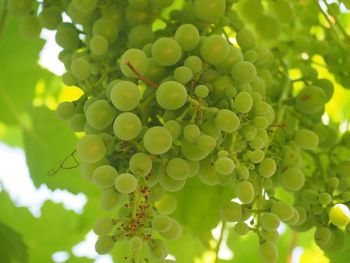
[0,221,28,263]
[0,190,90,263]
[0,123,23,147]
[0,17,46,125]
[22,106,97,195]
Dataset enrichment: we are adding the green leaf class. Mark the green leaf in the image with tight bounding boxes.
[0,190,92,263]
[22,106,97,195]
[0,221,28,263]
[0,16,46,125]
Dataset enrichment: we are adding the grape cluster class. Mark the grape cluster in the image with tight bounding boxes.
[9,0,350,262]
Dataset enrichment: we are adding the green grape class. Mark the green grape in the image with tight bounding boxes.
[323,229,344,253]
[166,158,190,180]
[202,121,222,140]
[231,61,256,84]
[144,58,166,83]
[283,149,302,167]
[93,165,118,188]
[55,23,80,50]
[328,177,339,189]
[237,0,263,24]
[184,56,203,74]
[253,116,269,129]
[86,100,116,130]
[272,0,294,24]
[313,79,334,101]
[149,239,168,260]
[129,153,152,177]
[280,167,305,191]
[152,215,172,232]
[7,0,32,16]
[200,35,230,65]
[296,86,326,114]
[93,18,118,43]
[20,15,41,38]
[319,192,332,206]
[93,218,114,235]
[81,158,109,182]
[110,81,141,111]
[160,219,182,240]
[261,230,279,243]
[329,204,350,227]
[39,6,62,30]
[174,66,193,84]
[181,140,208,161]
[114,173,137,194]
[128,24,154,48]
[72,0,97,13]
[271,201,294,222]
[130,236,143,251]
[251,77,266,96]
[195,85,209,98]
[219,202,242,222]
[95,236,115,255]
[113,112,142,141]
[143,126,172,155]
[174,24,200,51]
[314,227,334,249]
[198,158,218,185]
[69,114,86,132]
[183,124,200,143]
[90,35,108,56]
[155,195,177,215]
[259,158,276,178]
[236,181,255,204]
[248,149,265,164]
[294,129,319,149]
[164,120,182,141]
[234,91,253,113]
[158,171,186,192]
[216,46,243,74]
[196,135,216,152]
[56,101,75,120]
[148,185,165,204]
[100,188,122,211]
[156,81,187,110]
[215,109,240,133]
[284,208,300,226]
[215,157,235,175]
[125,5,151,26]
[234,222,250,236]
[77,135,106,163]
[259,242,278,263]
[244,50,257,63]
[255,14,281,40]
[260,213,280,231]
[67,2,95,25]
[120,49,148,78]
[62,72,77,86]
[236,28,256,50]
[71,57,91,81]
[152,38,182,66]
[188,160,200,177]
[237,165,250,180]
[243,125,257,141]
[194,0,225,22]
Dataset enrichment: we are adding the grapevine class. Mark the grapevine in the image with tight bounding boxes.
[4,0,350,262]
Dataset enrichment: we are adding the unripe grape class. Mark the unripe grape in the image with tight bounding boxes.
[219,202,242,222]
[77,135,106,163]
[236,181,255,204]
[129,236,143,251]
[114,173,137,194]
[194,0,225,22]
[329,204,350,227]
[95,236,115,255]
[155,195,177,215]
[93,165,118,188]
[156,81,188,110]
[215,157,235,175]
[259,158,277,178]
[259,242,278,263]
[129,153,152,177]
[93,218,114,235]
[143,126,173,155]
[280,167,305,191]
[260,213,280,232]
[294,129,319,150]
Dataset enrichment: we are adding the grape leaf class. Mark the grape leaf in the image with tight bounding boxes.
[22,106,97,195]
[0,221,28,263]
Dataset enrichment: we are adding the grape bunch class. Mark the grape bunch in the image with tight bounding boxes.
[8,0,350,262]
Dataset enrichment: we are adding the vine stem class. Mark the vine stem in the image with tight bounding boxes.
[286,231,298,263]
[125,61,159,89]
[321,0,349,39]
[0,0,7,40]
[214,221,226,263]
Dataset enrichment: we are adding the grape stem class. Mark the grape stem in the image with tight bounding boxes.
[321,0,349,39]
[214,221,226,263]
[125,61,159,89]
[0,0,7,40]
